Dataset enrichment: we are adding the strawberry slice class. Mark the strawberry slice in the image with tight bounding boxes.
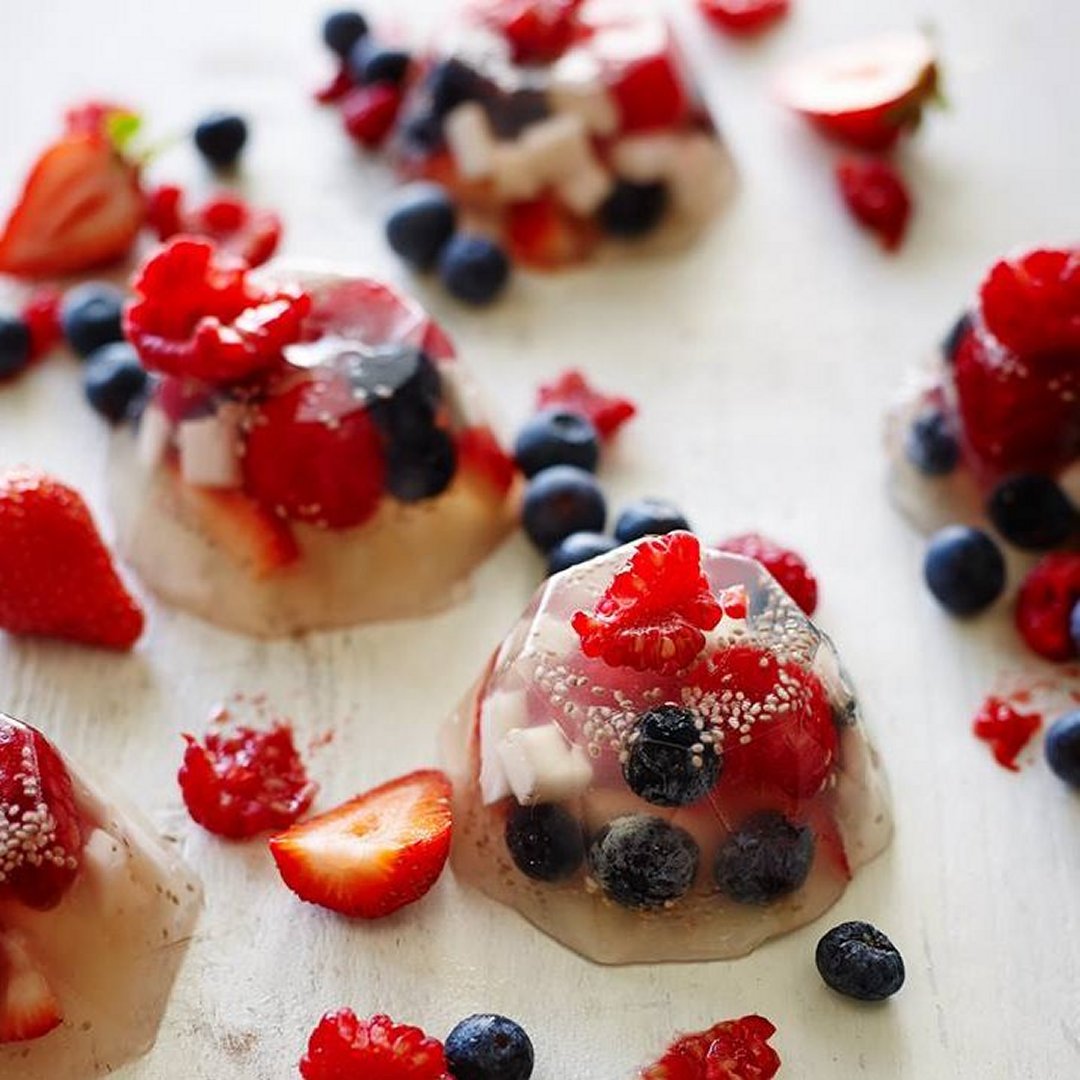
[0,104,143,277]
[506,196,600,270]
[698,0,789,36]
[776,33,940,152]
[269,769,453,919]
[535,368,637,440]
[0,930,62,1044]
[300,1010,450,1080]
[641,1015,781,1080]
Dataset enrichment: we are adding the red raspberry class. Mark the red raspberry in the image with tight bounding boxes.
[242,374,386,529]
[717,533,818,616]
[572,532,723,676]
[535,368,637,440]
[300,1010,449,1080]
[641,1015,781,1080]
[21,287,62,361]
[125,238,310,385]
[1015,553,1080,662]
[836,158,911,251]
[971,696,1042,772]
[698,0,790,36]
[342,84,403,149]
[478,0,584,64]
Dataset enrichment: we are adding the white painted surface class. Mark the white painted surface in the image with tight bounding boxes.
[0,0,1078,1076]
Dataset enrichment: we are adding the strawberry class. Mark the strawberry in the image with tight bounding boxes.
[314,65,356,105]
[776,33,940,152]
[1014,554,1080,662]
[835,157,912,251]
[608,51,690,133]
[477,0,584,64]
[972,696,1042,772]
[270,769,453,919]
[0,103,144,277]
[300,1010,450,1080]
[456,426,518,496]
[572,532,723,676]
[641,1016,780,1080]
[717,533,818,616]
[0,930,62,1044]
[535,368,637,440]
[698,0,790,36]
[506,196,600,270]
[342,84,403,149]
[0,469,143,650]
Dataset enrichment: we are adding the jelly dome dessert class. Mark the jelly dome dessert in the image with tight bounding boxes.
[392,0,732,269]
[0,715,201,1078]
[109,238,519,636]
[441,532,891,963]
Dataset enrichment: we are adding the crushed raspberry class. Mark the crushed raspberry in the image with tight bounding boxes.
[124,237,310,385]
[342,84,404,149]
[836,158,912,251]
[641,1015,781,1080]
[478,0,585,64]
[300,1010,449,1080]
[178,722,317,839]
[457,426,518,496]
[972,696,1042,772]
[535,368,637,440]
[572,532,723,676]
[698,0,790,35]
[717,533,819,616]
[1015,553,1080,662]
[21,287,62,361]
[315,64,355,104]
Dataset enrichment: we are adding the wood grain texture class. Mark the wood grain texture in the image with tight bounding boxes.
[0,0,1078,1076]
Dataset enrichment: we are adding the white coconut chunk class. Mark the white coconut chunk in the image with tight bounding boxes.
[550,51,619,136]
[520,113,595,185]
[479,691,529,805]
[492,142,545,201]
[611,134,682,183]
[136,405,172,471]
[178,409,241,489]
[557,159,614,215]
[497,724,593,805]
[669,134,729,219]
[445,102,497,180]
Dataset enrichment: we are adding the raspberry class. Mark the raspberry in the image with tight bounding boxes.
[342,84,403,149]
[21,287,62,361]
[698,0,790,35]
[124,238,310,385]
[836,158,912,251]
[1015,553,1080,662]
[478,0,584,64]
[971,696,1042,772]
[717,533,819,616]
[641,1015,781,1080]
[300,1010,450,1080]
[535,368,637,440]
[572,532,723,676]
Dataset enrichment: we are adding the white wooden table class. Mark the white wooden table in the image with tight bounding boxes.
[1,0,1078,1076]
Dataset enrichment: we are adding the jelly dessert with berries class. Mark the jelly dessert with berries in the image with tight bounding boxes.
[0,714,201,1078]
[391,0,732,270]
[441,531,891,963]
[107,238,518,636]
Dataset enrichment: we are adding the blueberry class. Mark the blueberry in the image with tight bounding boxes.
[588,814,699,910]
[322,9,369,58]
[923,525,1006,616]
[505,803,584,882]
[0,315,31,379]
[427,58,484,118]
[547,531,618,575]
[514,409,599,478]
[486,90,549,140]
[986,473,1077,551]
[1045,709,1080,788]
[623,705,720,808]
[438,235,510,306]
[445,1014,534,1080]
[815,921,906,1001]
[613,498,690,544]
[385,183,457,270]
[599,180,669,239]
[713,811,814,904]
[60,283,124,358]
[400,111,445,154]
[941,311,973,364]
[521,466,606,552]
[350,41,412,86]
[1072,599,1080,657]
[84,342,148,423]
[904,407,960,476]
[385,427,457,502]
[193,112,248,170]
[348,345,442,441]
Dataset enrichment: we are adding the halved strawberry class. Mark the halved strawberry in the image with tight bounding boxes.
[535,368,637,441]
[0,930,62,1044]
[269,769,453,919]
[505,196,600,270]
[776,33,940,152]
[698,0,789,36]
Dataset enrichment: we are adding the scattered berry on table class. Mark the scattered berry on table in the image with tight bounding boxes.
[815,920,906,1001]
[385,182,458,270]
[514,408,600,478]
[640,1015,781,1080]
[714,810,815,904]
[717,532,819,616]
[83,341,148,423]
[522,465,606,551]
[535,368,637,441]
[614,498,690,544]
[193,111,249,169]
[588,814,700,910]
[624,704,721,807]
[351,43,412,87]
[60,282,125,358]
[698,0,790,35]
[599,180,669,239]
[923,525,1006,616]
[1015,553,1080,661]
[300,1010,448,1080]
[321,10,370,59]
[342,83,403,148]
[971,696,1042,772]
[941,311,973,363]
[1045,709,1080,788]
[904,407,960,476]
[986,473,1076,551]
[445,1014,535,1080]
[836,158,912,251]
[505,802,584,882]
[0,315,32,379]
[438,234,511,306]
[547,531,618,575]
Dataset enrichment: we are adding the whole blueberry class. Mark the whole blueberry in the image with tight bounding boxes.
[624,705,720,808]
[0,315,31,379]
[714,811,814,904]
[599,180,669,239]
[60,283,124,358]
[923,525,1006,616]
[904,407,960,476]
[505,803,584,882]
[613,498,690,544]
[439,234,510,306]
[547,531,618,575]
[816,921,906,1001]
[514,409,600,478]
[521,466,606,552]
[385,427,457,503]
[941,311,973,364]
[1045,709,1080,788]
[445,1014,534,1080]
[385,183,457,270]
[350,42,412,86]
[588,814,699,910]
[351,345,441,416]
[986,473,1077,551]
[193,112,248,170]
[84,342,148,423]
[322,9,369,58]
[1071,599,1080,656]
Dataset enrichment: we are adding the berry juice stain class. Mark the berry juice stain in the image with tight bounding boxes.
[972,696,1042,772]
